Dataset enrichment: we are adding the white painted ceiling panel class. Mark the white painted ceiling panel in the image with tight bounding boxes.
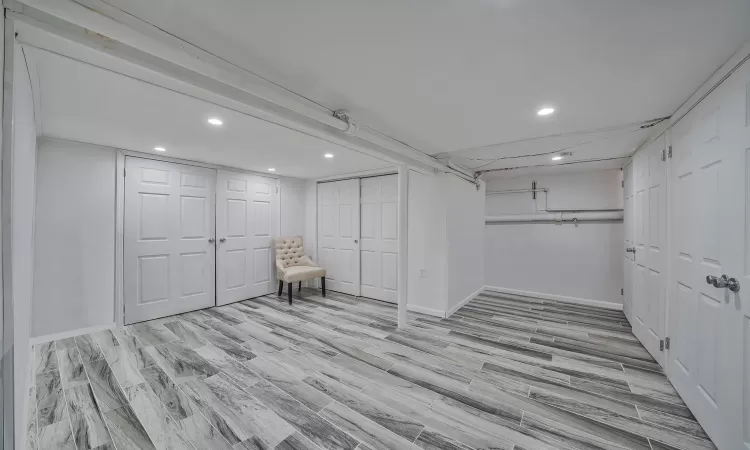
[93,0,750,157]
[26,47,391,179]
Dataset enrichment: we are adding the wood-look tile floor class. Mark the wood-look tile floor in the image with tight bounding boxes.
[28,289,716,450]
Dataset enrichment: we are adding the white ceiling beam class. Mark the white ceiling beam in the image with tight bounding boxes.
[8,0,454,175]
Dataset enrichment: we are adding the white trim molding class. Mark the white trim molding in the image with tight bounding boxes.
[446,285,484,318]
[483,285,624,311]
[29,322,115,346]
[406,304,445,318]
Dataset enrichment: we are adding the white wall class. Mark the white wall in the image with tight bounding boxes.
[444,174,486,314]
[12,45,38,450]
[484,169,624,305]
[407,170,447,316]
[279,176,307,238]
[32,139,116,338]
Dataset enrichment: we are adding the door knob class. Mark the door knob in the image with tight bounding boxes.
[727,277,740,293]
[208,237,216,244]
[713,275,729,288]
[354,239,358,244]
[706,275,718,285]
[219,237,226,243]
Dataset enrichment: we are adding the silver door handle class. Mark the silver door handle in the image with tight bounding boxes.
[727,277,740,293]
[626,247,635,253]
[208,237,215,244]
[711,274,740,292]
[706,275,718,285]
[219,237,226,243]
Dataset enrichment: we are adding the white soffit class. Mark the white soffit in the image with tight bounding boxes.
[76,0,750,158]
[23,45,392,178]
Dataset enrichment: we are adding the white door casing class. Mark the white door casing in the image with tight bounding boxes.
[360,175,399,303]
[631,136,667,364]
[124,157,216,324]
[667,58,750,449]
[623,162,635,321]
[216,170,277,306]
[318,179,360,296]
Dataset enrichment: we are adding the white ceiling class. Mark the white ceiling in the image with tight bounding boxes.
[96,0,750,169]
[24,46,392,179]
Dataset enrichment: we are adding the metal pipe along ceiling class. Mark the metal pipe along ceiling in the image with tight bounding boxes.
[486,210,623,223]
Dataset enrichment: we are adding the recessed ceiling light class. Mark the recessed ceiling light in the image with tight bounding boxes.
[324,153,334,158]
[268,168,276,172]
[208,118,223,126]
[551,155,563,161]
[154,146,166,152]
[537,107,555,116]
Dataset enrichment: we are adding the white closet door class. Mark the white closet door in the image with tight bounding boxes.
[360,175,399,303]
[667,59,749,449]
[124,157,216,324]
[216,171,277,306]
[318,179,360,296]
[631,136,667,363]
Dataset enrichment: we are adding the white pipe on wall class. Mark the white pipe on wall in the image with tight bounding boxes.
[486,210,623,223]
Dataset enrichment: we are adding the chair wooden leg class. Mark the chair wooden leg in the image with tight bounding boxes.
[321,277,326,297]
[278,280,283,296]
[298,281,302,292]
[288,283,293,305]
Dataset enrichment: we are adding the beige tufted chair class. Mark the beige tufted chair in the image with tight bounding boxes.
[274,236,326,304]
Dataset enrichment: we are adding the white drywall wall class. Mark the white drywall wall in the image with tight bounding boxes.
[484,169,624,305]
[407,170,447,316]
[444,174,486,314]
[32,139,116,338]
[279,176,307,238]
[12,46,37,450]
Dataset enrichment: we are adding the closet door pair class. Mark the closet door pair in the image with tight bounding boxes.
[123,157,276,324]
[318,175,398,303]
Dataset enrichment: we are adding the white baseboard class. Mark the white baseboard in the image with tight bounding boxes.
[446,286,485,318]
[30,322,115,346]
[483,286,623,311]
[407,304,446,318]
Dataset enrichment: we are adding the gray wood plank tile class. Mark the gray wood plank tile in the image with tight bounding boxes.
[111,328,159,370]
[304,373,424,441]
[147,341,220,383]
[140,364,195,420]
[38,418,76,450]
[57,347,88,390]
[204,373,295,447]
[82,358,129,413]
[36,371,68,427]
[76,335,106,363]
[242,379,359,450]
[35,342,59,374]
[246,356,332,412]
[123,382,194,450]
[103,404,157,450]
[413,428,475,450]
[164,320,209,349]
[274,432,323,450]
[131,322,180,347]
[318,400,422,450]
[174,412,235,450]
[66,383,112,449]
[193,343,262,390]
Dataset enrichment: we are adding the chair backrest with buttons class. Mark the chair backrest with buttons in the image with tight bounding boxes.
[274,236,305,268]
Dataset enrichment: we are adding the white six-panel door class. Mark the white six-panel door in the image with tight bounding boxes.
[667,58,750,449]
[318,179,360,296]
[631,136,667,363]
[216,170,277,306]
[124,157,216,324]
[360,175,399,303]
